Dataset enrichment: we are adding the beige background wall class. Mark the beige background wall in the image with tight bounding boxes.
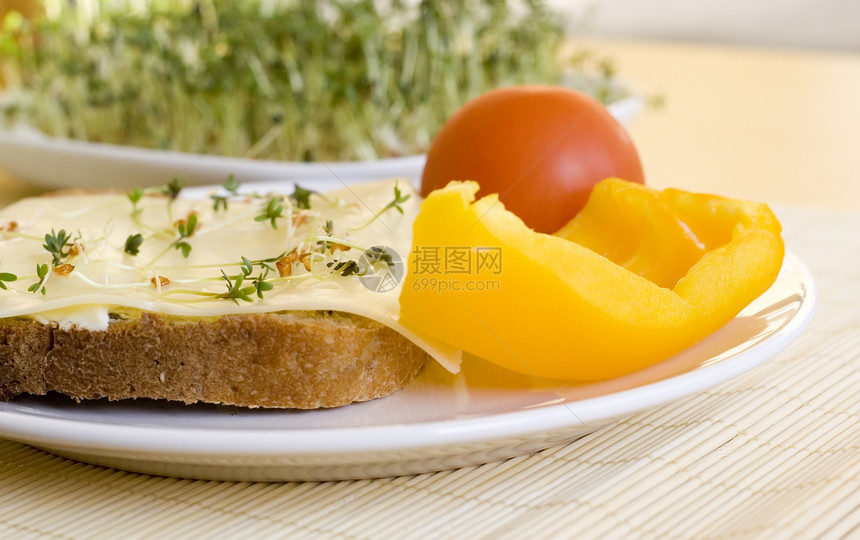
[550,0,860,50]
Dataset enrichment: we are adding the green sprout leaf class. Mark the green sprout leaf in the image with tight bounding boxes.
[175,241,192,258]
[240,256,254,276]
[176,213,198,238]
[163,177,185,201]
[327,260,361,277]
[127,187,144,214]
[124,233,144,256]
[43,229,72,266]
[387,183,410,215]
[211,195,228,211]
[364,246,395,267]
[223,174,240,195]
[253,277,274,299]
[0,272,17,290]
[211,175,240,211]
[254,198,284,229]
[290,185,314,210]
[170,214,198,258]
[218,270,256,304]
[28,263,49,295]
[352,182,412,231]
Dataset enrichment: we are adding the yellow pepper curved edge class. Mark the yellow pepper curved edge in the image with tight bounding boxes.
[398,178,784,381]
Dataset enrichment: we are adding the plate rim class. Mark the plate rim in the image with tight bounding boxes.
[0,251,816,457]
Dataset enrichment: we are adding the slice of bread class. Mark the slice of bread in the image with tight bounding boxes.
[0,309,428,409]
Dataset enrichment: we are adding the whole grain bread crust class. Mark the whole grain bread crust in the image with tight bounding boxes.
[0,309,428,409]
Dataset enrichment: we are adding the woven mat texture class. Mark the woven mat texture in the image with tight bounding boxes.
[0,204,858,539]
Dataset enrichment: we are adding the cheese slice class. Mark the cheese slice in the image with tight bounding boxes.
[0,178,461,373]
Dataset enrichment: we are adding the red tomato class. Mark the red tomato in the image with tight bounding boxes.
[421,85,645,233]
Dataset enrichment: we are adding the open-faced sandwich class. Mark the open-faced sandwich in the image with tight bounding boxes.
[0,178,460,408]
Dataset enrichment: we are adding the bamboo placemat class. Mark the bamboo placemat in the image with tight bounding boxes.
[0,204,858,539]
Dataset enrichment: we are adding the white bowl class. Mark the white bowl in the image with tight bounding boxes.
[0,95,643,190]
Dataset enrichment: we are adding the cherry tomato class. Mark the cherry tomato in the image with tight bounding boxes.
[421,85,645,233]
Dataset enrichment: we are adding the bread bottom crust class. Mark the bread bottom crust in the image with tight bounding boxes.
[0,310,428,409]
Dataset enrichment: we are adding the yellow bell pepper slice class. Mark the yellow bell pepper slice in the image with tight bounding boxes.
[554,179,706,289]
[399,178,784,381]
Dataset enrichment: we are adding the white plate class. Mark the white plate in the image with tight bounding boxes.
[0,96,643,190]
[0,251,815,481]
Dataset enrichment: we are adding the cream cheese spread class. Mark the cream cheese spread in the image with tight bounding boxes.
[0,178,461,372]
